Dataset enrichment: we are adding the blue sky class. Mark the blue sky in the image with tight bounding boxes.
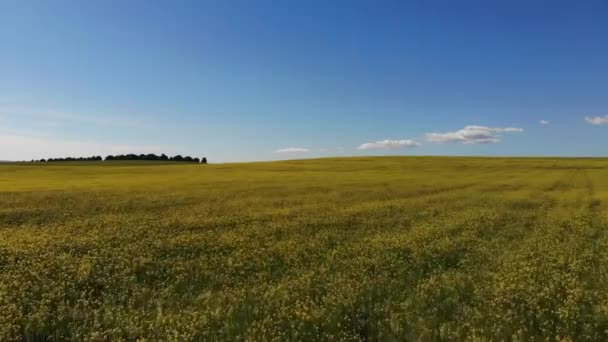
[1,0,607,162]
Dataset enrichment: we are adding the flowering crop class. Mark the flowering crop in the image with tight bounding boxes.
[1,157,607,340]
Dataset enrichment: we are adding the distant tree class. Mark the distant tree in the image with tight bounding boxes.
[39,153,201,162]
[202,157,207,164]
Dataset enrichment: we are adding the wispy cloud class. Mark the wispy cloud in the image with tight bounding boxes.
[0,105,147,128]
[540,120,550,125]
[357,139,420,150]
[274,147,310,153]
[0,133,174,161]
[426,125,523,144]
[585,116,608,125]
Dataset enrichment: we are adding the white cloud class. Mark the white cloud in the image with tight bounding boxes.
[274,147,310,153]
[357,139,420,150]
[585,116,608,125]
[0,133,173,161]
[426,125,523,144]
[540,120,550,125]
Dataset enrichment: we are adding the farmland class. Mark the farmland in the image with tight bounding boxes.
[1,157,608,340]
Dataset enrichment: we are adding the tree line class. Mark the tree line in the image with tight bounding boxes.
[33,156,103,162]
[105,154,206,163]
[30,154,207,163]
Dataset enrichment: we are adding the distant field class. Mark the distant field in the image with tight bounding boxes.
[2,157,608,340]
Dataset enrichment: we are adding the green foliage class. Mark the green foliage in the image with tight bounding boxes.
[1,157,607,340]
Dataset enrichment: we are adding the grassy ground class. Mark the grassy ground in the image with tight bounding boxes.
[1,157,608,340]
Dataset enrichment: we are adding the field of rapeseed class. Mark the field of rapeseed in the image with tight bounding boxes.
[1,157,608,340]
